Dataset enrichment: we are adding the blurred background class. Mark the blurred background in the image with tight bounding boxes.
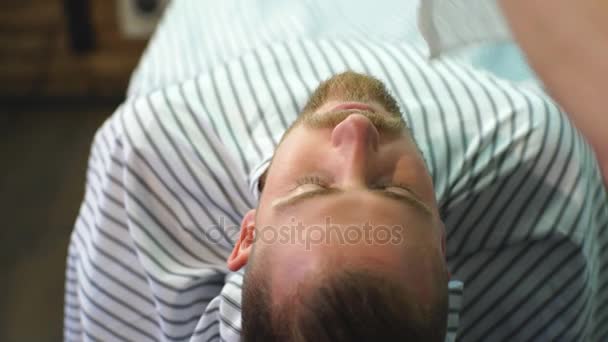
[0,0,166,340]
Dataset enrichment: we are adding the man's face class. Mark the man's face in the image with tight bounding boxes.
[229,71,447,309]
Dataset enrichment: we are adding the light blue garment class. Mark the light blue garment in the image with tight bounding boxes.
[452,42,540,85]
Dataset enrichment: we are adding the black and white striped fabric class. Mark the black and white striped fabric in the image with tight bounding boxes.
[64,1,608,341]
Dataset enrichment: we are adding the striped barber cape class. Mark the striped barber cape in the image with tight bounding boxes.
[64,1,608,341]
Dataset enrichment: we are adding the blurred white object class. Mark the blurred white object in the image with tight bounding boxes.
[117,0,169,38]
[418,0,512,57]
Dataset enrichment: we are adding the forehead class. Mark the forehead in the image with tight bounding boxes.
[260,189,435,233]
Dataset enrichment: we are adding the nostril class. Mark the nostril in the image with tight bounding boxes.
[331,114,379,151]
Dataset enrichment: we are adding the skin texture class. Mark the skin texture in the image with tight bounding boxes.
[499,0,608,184]
[227,72,448,314]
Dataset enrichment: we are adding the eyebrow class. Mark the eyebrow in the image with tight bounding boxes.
[272,187,434,217]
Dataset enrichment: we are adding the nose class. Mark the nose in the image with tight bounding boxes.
[330,113,380,183]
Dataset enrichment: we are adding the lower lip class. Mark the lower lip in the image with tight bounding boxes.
[332,102,374,112]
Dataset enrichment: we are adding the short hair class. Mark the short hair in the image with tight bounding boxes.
[241,266,448,342]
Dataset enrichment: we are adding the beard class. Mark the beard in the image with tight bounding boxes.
[300,71,403,118]
[292,71,407,137]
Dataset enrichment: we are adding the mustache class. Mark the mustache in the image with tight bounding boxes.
[301,71,402,116]
[303,109,406,136]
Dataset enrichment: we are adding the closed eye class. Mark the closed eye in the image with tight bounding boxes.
[294,175,329,192]
[295,176,417,201]
[384,184,415,197]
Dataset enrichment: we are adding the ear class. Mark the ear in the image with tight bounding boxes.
[438,222,451,280]
[227,209,256,271]
[440,223,446,257]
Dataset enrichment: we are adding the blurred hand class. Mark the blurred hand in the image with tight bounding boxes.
[500,0,608,187]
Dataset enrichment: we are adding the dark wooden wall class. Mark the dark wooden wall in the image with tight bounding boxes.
[1,1,151,340]
[0,110,110,342]
[1,0,147,101]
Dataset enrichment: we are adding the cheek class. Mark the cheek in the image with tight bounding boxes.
[391,154,435,202]
[391,156,427,182]
[271,130,333,176]
[259,133,327,203]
